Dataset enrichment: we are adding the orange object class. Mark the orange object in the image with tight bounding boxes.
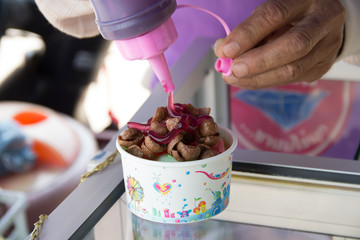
[198,201,207,213]
[193,207,201,214]
[32,140,68,167]
[13,111,48,125]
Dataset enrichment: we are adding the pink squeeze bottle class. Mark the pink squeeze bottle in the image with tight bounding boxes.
[89,0,177,92]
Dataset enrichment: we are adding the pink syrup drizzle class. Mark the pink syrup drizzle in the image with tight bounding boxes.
[127,91,212,145]
[127,122,151,131]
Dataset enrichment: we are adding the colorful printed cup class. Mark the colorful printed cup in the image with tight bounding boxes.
[116,126,238,224]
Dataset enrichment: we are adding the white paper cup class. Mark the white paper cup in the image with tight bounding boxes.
[116,126,237,224]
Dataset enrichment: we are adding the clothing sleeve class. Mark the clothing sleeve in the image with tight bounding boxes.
[338,0,360,65]
[34,0,99,38]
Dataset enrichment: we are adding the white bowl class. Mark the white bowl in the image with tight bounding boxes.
[116,126,237,224]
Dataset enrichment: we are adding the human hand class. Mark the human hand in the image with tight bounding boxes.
[214,0,346,89]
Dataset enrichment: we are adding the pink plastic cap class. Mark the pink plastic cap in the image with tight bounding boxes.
[215,57,233,77]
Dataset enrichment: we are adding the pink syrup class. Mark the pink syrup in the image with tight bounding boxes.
[127,91,212,145]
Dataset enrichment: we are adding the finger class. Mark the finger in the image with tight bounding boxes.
[214,38,224,57]
[224,61,331,89]
[217,0,311,59]
[223,35,338,89]
[291,63,332,84]
[231,16,327,79]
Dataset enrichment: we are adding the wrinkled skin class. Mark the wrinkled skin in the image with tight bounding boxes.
[214,0,346,89]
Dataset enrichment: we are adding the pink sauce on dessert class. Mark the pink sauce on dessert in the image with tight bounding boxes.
[127,91,212,144]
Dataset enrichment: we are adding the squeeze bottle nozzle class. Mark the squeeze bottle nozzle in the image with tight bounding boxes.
[89,0,177,92]
[148,53,175,92]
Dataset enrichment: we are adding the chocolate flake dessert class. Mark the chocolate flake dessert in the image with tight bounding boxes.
[118,93,225,161]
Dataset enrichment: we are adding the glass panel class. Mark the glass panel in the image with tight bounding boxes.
[83,194,332,240]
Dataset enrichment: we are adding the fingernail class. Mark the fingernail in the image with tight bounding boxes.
[214,39,224,55]
[223,40,240,58]
[214,39,223,50]
[232,63,248,78]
